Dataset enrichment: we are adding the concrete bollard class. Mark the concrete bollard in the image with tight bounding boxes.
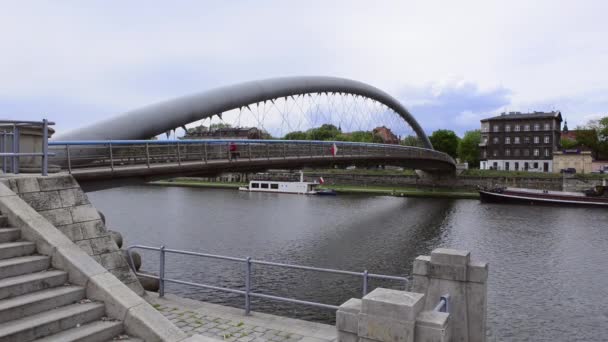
[336,298,361,342]
[412,248,488,342]
[415,311,450,342]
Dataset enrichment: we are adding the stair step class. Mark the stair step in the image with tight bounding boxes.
[0,255,50,281]
[0,228,20,243]
[0,241,36,260]
[0,286,85,323]
[0,270,66,301]
[35,320,123,342]
[0,301,106,342]
[0,215,8,228]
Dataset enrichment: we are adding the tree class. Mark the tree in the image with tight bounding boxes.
[560,138,578,149]
[401,135,422,147]
[209,123,232,130]
[284,131,307,140]
[429,129,460,159]
[457,130,481,167]
[306,124,341,141]
[575,129,600,158]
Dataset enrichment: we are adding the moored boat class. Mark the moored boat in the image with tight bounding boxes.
[239,171,320,195]
[479,186,608,207]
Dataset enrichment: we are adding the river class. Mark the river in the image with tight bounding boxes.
[88,185,608,341]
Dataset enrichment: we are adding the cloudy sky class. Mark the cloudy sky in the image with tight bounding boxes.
[2,1,607,136]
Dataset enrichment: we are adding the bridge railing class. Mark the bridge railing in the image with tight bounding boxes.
[0,119,54,176]
[48,139,455,173]
[127,244,408,315]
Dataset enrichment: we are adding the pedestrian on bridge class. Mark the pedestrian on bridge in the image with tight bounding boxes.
[229,141,239,161]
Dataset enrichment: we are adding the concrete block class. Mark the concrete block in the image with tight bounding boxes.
[19,191,62,211]
[59,188,89,207]
[124,302,188,342]
[0,182,17,197]
[79,219,106,239]
[415,311,450,342]
[466,282,487,342]
[100,251,129,270]
[337,331,358,342]
[39,207,73,226]
[413,255,431,276]
[86,271,146,321]
[57,223,84,241]
[361,288,424,321]
[15,177,40,193]
[467,261,488,283]
[70,204,101,223]
[358,313,416,342]
[429,263,467,281]
[411,275,430,295]
[430,248,470,266]
[0,179,19,194]
[76,239,95,255]
[36,175,79,191]
[52,244,108,286]
[89,235,118,255]
[337,298,361,333]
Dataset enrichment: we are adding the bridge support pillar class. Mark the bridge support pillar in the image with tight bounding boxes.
[411,248,488,342]
[415,169,456,186]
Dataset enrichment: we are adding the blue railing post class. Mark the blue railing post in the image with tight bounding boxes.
[159,245,166,297]
[441,294,450,313]
[12,125,19,174]
[362,270,369,296]
[42,118,48,176]
[245,256,252,315]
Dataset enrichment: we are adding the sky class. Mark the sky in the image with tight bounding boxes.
[1,1,608,137]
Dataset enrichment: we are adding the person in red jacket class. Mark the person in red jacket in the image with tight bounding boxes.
[229,142,238,161]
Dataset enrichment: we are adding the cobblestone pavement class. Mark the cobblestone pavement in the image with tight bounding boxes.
[154,303,306,342]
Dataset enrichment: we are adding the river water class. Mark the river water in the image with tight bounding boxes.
[88,185,608,341]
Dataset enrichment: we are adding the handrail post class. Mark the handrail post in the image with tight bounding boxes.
[362,270,369,296]
[13,124,19,174]
[42,119,48,176]
[0,131,5,173]
[248,143,252,161]
[204,142,208,164]
[159,245,166,297]
[66,145,72,174]
[145,142,150,168]
[245,256,252,315]
[109,142,114,171]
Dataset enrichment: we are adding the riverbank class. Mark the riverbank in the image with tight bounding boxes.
[149,179,480,199]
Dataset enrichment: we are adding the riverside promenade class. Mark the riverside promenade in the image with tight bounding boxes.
[147,293,336,342]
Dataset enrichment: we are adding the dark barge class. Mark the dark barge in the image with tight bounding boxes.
[479,186,608,207]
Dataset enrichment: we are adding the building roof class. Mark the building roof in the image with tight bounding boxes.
[481,111,562,122]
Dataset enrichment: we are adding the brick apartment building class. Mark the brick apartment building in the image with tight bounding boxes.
[479,111,562,172]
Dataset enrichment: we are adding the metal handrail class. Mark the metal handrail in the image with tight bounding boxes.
[0,119,54,175]
[127,244,408,315]
[433,294,450,313]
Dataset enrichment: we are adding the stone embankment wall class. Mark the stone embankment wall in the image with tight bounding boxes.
[0,175,143,294]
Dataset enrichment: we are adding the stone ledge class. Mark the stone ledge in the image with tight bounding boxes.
[124,302,188,342]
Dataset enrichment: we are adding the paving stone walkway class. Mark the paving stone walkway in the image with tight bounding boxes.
[147,293,336,342]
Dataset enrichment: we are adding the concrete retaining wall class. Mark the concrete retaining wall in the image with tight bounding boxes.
[0,175,143,294]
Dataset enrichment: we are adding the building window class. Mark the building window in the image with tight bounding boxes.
[544,136,550,143]
[544,123,551,130]
[524,162,529,170]
[534,136,540,144]
[493,137,499,144]
[493,150,498,157]
[534,148,540,157]
[251,183,260,188]
[524,124,530,131]
[493,125,500,132]
[524,137,530,144]
[505,137,511,144]
[482,150,487,158]
[514,137,520,144]
[524,149,530,156]
[514,149,520,156]
[505,125,511,132]
[505,162,510,170]
[534,123,541,131]
[534,162,539,169]
[515,162,519,170]
[483,137,488,144]
[261,183,269,189]
[545,148,550,157]
[514,125,520,132]
[270,184,279,189]
[493,162,498,170]
[505,149,511,156]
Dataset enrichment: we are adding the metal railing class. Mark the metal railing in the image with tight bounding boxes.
[0,119,54,176]
[127,244,409,315]
[48,139,455,173]
[433,294,450,313]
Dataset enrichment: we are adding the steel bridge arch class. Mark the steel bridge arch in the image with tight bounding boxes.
[54,76,433,149]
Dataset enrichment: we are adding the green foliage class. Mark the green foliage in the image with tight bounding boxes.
[429,129,460,158]
[401,135,422,147]
[457,130,481,167]
[306,124,341,140]
[209,122,232,130]
[284,131,307,140]
[560,138,578,149]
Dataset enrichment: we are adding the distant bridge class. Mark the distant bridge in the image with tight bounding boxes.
[49,139,454,182]
[50,76,455,180]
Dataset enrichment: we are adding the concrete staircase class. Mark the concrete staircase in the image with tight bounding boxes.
[0,214,126,342]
